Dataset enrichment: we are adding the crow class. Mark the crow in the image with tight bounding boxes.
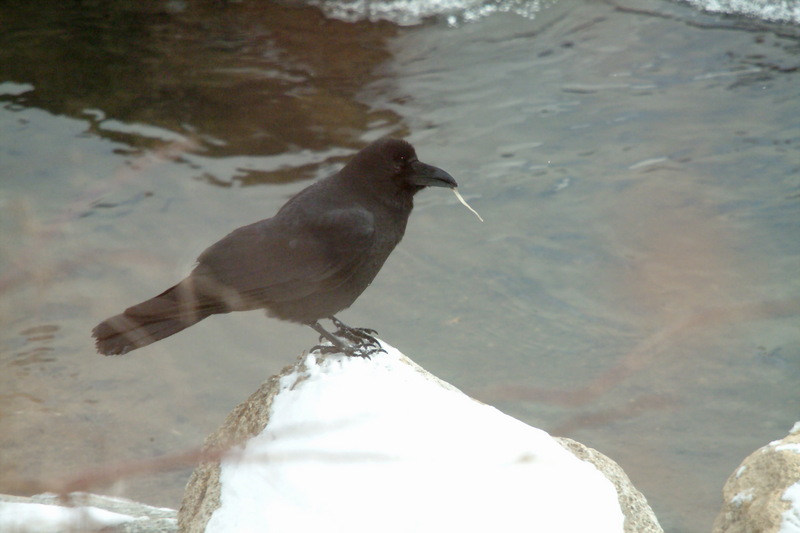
[93,138,457,357]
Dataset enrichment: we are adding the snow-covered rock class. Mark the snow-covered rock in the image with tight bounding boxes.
[179,342,661,533]
[556,436,662,532]
[713,422,800,533]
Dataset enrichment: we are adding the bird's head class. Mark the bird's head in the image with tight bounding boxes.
[346,138,457,196]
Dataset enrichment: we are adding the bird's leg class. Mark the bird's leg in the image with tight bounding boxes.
[310,321,350,353]
[330,316,379,338]
[309,321,378,359]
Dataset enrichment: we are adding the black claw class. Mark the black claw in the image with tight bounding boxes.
[309,318,386,359]
[344,340,385,359]
[312,343,342,355]
[345,347,373,360]
[311,343,382,359]
[312,338,385,358]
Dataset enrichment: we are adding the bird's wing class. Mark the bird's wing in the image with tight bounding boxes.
[192,206,376,306]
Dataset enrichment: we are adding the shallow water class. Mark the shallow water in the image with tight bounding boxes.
[1,1,798,531]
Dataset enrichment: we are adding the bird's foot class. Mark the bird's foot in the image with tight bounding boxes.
[330,317,385,358]
[311,340,381,359]
[345,336,384,359]
[310,318,386,359]
[312,342,348,356]
[330,317,378,342]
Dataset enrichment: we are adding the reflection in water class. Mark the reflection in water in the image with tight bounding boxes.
[20,324,60,339]
[0,0,405,184]
[12,325,60,368]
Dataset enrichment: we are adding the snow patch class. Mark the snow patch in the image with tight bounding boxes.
[0,501,136,533]
[731,488,755,506]
[206,343,625,533]
[780,482,800,533]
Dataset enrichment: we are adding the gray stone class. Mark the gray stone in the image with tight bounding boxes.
[179,358,295,532]
[712,423,800,533]
[556,437,663,533]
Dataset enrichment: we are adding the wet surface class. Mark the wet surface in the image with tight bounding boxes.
[1,0,799,531]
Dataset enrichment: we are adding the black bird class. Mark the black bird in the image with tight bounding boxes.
[93,138,457,357]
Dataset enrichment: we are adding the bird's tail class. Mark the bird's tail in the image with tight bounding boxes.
[93,281,216,355]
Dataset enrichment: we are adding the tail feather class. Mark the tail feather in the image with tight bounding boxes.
[93,282,217,355]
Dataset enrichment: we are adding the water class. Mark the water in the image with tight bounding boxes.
[1,1,799,532]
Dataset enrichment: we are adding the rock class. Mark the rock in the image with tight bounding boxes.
[556,437,663,533]
[179,343,660,532]
[179,365,289,533]
[713,422,800,533]
[0,492,177,533]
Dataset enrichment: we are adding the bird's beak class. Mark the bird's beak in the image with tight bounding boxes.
[409,161,458,189]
